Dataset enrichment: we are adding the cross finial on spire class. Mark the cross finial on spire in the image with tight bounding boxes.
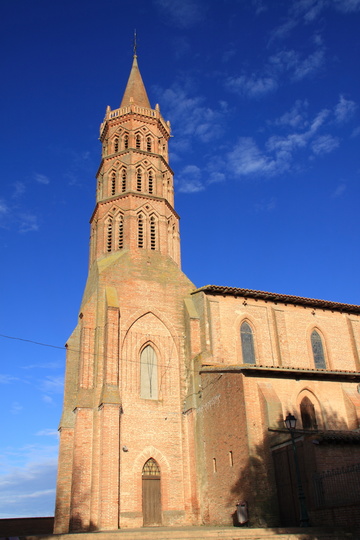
[133,29,137,57]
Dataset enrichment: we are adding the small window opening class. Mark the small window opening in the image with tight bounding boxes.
[136,134,141,149]
[147,137,152,152]
[137,169,142,192]
[106,219,112,252]
[229,451,233,467]
[111,172,116,196]
[124,134,129,149]
[118,216,124,249]
[311,330,326,369]
[138,215,144,248]
[148,171,153,194]
[121,169,126,192]
[150,216,156,250]
[114,138,119,153]
[241,321,256,364]
[213,458,217,473]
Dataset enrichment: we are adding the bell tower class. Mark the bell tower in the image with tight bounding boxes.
[54,55,198,533]
[90,54,180,267]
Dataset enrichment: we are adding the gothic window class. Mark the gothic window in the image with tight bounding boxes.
[300,396,318,430]
[148,171,154,194]
[106,218,113,253]
[240,321,255,364]
[146,136,152,152]
[137,169,142,192]
[124,134,129,149]
[138,214,144,248]
[150,216,156,250]
[114,138,119,153]
[311,330,326,369]
[111,171,116,196]
[136,134,141,149]
[142,458,160,476]
[118,215,124,249]
[140,345,158,399]
[121,169,126,192]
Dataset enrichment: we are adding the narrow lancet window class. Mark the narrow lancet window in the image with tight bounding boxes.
[118,215,124,249]
[124,134,129,149]
[241,321,255,364]
[147,136,152,152]
[150,216,156,250]
[114,138,119,153]
[111,172,116,196]
[121,169,126,192]
[311,330,326,369]
[136,134,141,149]
[148,171,153,194]
[137,169,142,192]
[106,219,113,252]
[140,345,158,399]
[138,214,144,248]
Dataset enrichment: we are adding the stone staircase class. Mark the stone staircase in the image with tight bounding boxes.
[22,525,359,540]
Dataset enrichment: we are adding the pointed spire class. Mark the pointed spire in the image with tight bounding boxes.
[120,50,151,109]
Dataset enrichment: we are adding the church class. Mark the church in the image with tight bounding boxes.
[54,54,360,533]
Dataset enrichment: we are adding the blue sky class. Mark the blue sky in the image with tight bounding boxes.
[0,0,359,518]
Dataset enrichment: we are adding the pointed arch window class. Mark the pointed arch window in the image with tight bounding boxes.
[118,214,124,249]
[142,458,160,477]
[114,138,119,153]
[124,134,129,150]
[146,136,152,152]
[121,169,127,192]
[140,345,158,399]
[150,216,156,250]
[137,169,142,192]
[136,134,141,149]
[300,396,318,430]
[311,330,326,369]
[111,171,116,196]
[240,321,255,364]
[106,218,113,253]
[148,171,154,194]
[138,214,144,248]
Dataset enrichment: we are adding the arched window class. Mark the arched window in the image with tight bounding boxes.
[240,321,255,364]
[148,171,154,194]
[300,396,318,430]
[118,215,124,249]
[106,218,113,253]
[121,169,126,192]
[150,216,156,250]
[140,345,158,399]
[137,169,142,192]
[311,330,326,369]
[111,172,116,196]
[147,136,152,152]
[124,134,129,150]
[142,458,160,476]
[136,134,141,149]
[138,214,144,248]
[114,138,119,153]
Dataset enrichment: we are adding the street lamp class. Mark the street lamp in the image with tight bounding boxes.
[284,413,310,527]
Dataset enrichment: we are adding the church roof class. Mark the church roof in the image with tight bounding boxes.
[193,285,360,314]
[120,55,151,109]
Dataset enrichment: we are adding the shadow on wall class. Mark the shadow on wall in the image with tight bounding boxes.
[228,407,360,536]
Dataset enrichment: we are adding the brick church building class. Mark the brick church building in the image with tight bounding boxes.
[54,55,360,533]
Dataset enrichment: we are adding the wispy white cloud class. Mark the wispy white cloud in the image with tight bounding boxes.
[177,165,205,193]
[0,374,18,384]
[291,48,324,80]
[36,429,59,437]
[39,375,64,395]
[10,401,23,415]
[34,173,50,185]
[226,74,278,98]
[273,99,309,128]
[153,0,203,29]
[18,212,39,233]
[12,181,26,198]
[311,134,340,155]
[334,95,357,123]
[332,182,346,198]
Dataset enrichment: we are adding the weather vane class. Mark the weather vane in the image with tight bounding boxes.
[133,29,137,56]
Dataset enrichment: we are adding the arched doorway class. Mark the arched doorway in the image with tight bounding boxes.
[142,458,162,526]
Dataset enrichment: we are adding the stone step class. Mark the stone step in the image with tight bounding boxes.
[22,526,358,540]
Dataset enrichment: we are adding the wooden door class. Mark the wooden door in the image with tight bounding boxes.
[142,458,162,526]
